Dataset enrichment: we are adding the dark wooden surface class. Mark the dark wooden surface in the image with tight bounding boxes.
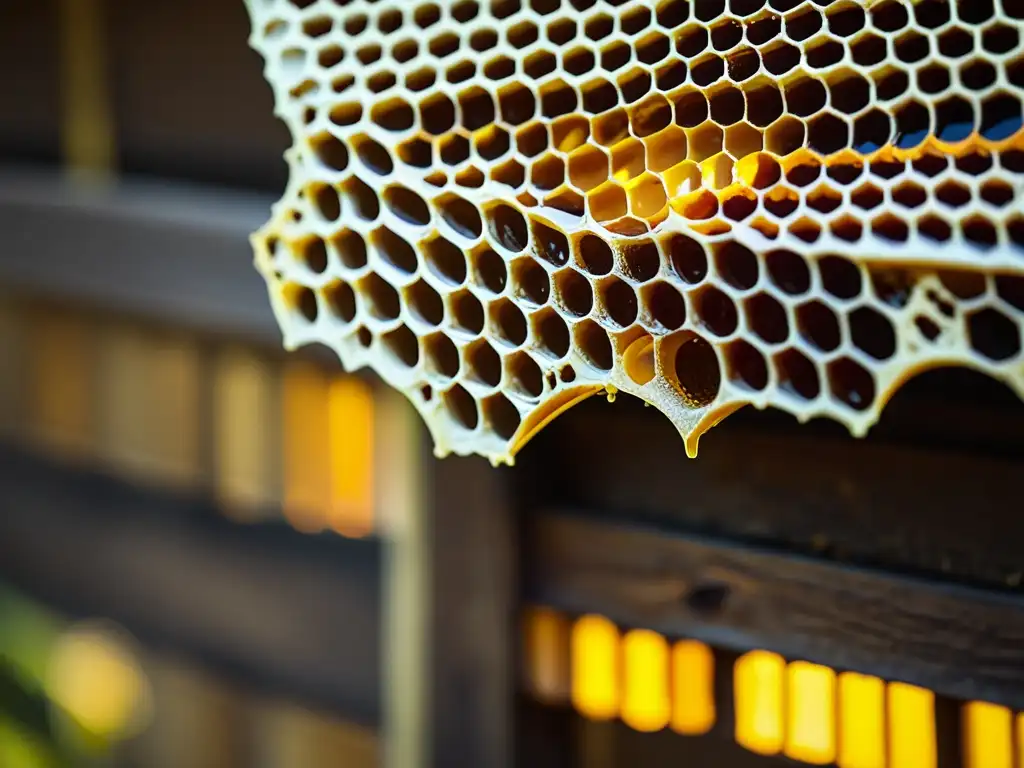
[0,0,60,165]
[520,384,1024,591]
[528,510,1024,709]
[107,0,289,191]
[0,167,280,345]
[430,454,517,768]
[0,445,382,724]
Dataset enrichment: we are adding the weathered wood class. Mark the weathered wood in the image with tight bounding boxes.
[429,454,516,768]
[528,511,1024,709]
[520,390,1024,590]
[0,446,382,724]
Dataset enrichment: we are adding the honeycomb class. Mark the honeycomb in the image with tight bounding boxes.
[245,0,1024,463]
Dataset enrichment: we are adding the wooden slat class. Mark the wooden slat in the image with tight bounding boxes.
[528,511,1024,709]
[0,447,382,724]
[520,394,1024,590]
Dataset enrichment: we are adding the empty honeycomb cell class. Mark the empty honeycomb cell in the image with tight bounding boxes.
[850,306,897,360]
[466,339,503,388]
[424,332,461,378]
[575,319,613,370]
[340,176,380,221]
[382,325,420,368]
[359,273,401,321]
[405,279,446,328]
[372,227,418,275]
[383,186,431,228]
[449,288,486,334]
[491,297,529,347]
[555,269,594,317]
[323,280,357,324]
[746,293,789,345]
[797,300,842,352]
[598,276,639,327]
[726,338,769,390]
[828,357,875,411]
[248,0,1024,462]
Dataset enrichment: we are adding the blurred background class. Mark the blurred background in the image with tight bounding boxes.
[2,1,1024,767]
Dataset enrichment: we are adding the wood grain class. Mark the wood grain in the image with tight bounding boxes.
[529,511,1024,709]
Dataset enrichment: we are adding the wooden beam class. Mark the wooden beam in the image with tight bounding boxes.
[0,446,382,724]
[528,511,1024,709]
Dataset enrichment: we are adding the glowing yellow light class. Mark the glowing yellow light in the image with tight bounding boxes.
[0,719,49,768]
[838,672,885,768]
[571,615,619,721]
[328,377,375,537]
[670,640,715,735]
[734,650,784,755]
[523,607,571,704]
[46,622,151,739]
[213,348,277,518]
[888,683,936,768]
[965,700,1012,768]
[620,629,670,732]
[282,361,331,532]
[785,661,836,764]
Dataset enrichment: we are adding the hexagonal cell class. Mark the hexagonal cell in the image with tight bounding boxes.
[438,132,471,166]
[597,275,639,328]
[663,160,702,197]
[498,82,536,126]
[491,159,526,189]
[641,126,687,174]
[871,212,910,243]
[420,234,466,286]
[745,293,789,346]
[774,347,821,400]
[588,181,628,222]
[382,185,431,228]
[721,185,757,221]
[631,93,673,138]
[359,273,401,320]
[827,357,875,411]
[468,244,507,295]
[505,350,544,400]
[665,233,708,284]
[404,279,444,327]
[568,145,610,192]
[419,92,456,135]
[532,306,571,359]
[442,384,479,431]
[830,214,864,242]
[765,115,805,156]
[640,281,686,331]
[849,306,896,360]
[695,285,739,337]
[765,249,810,295]
[724,122,763,160]
[539,79,578,119]
[807,112,850,155]
[713,241,758,291]
[531,153,567,191]
[622,334,656,386]
[465,338,502,388]
[530,218,571,268]
[327,229,366,271]
[421,332,460,380]
[815,259,864,301]
[851,182,884,211]
[397,136,433,168]
[725,339,769,391]
[668,332,721,408]
[554,268,594,317]
[372,226,418,275]
[574,319,613,371]
[511,257,550,305]
[980,93,1023,142]
[625,173,668,219]
[322,280,356,324]
[486,202,529,252]
[962,215,999,250]
[382,324,420,368]
[610,137,646,181]
[806,184,843,214]
[448,288,485,335]
[796,300,842,352]
[309,131,350,172]
[687,122,725,162]
[489,297,528,347]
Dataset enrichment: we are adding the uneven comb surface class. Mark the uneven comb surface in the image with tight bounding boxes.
[245,0,1024,463]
